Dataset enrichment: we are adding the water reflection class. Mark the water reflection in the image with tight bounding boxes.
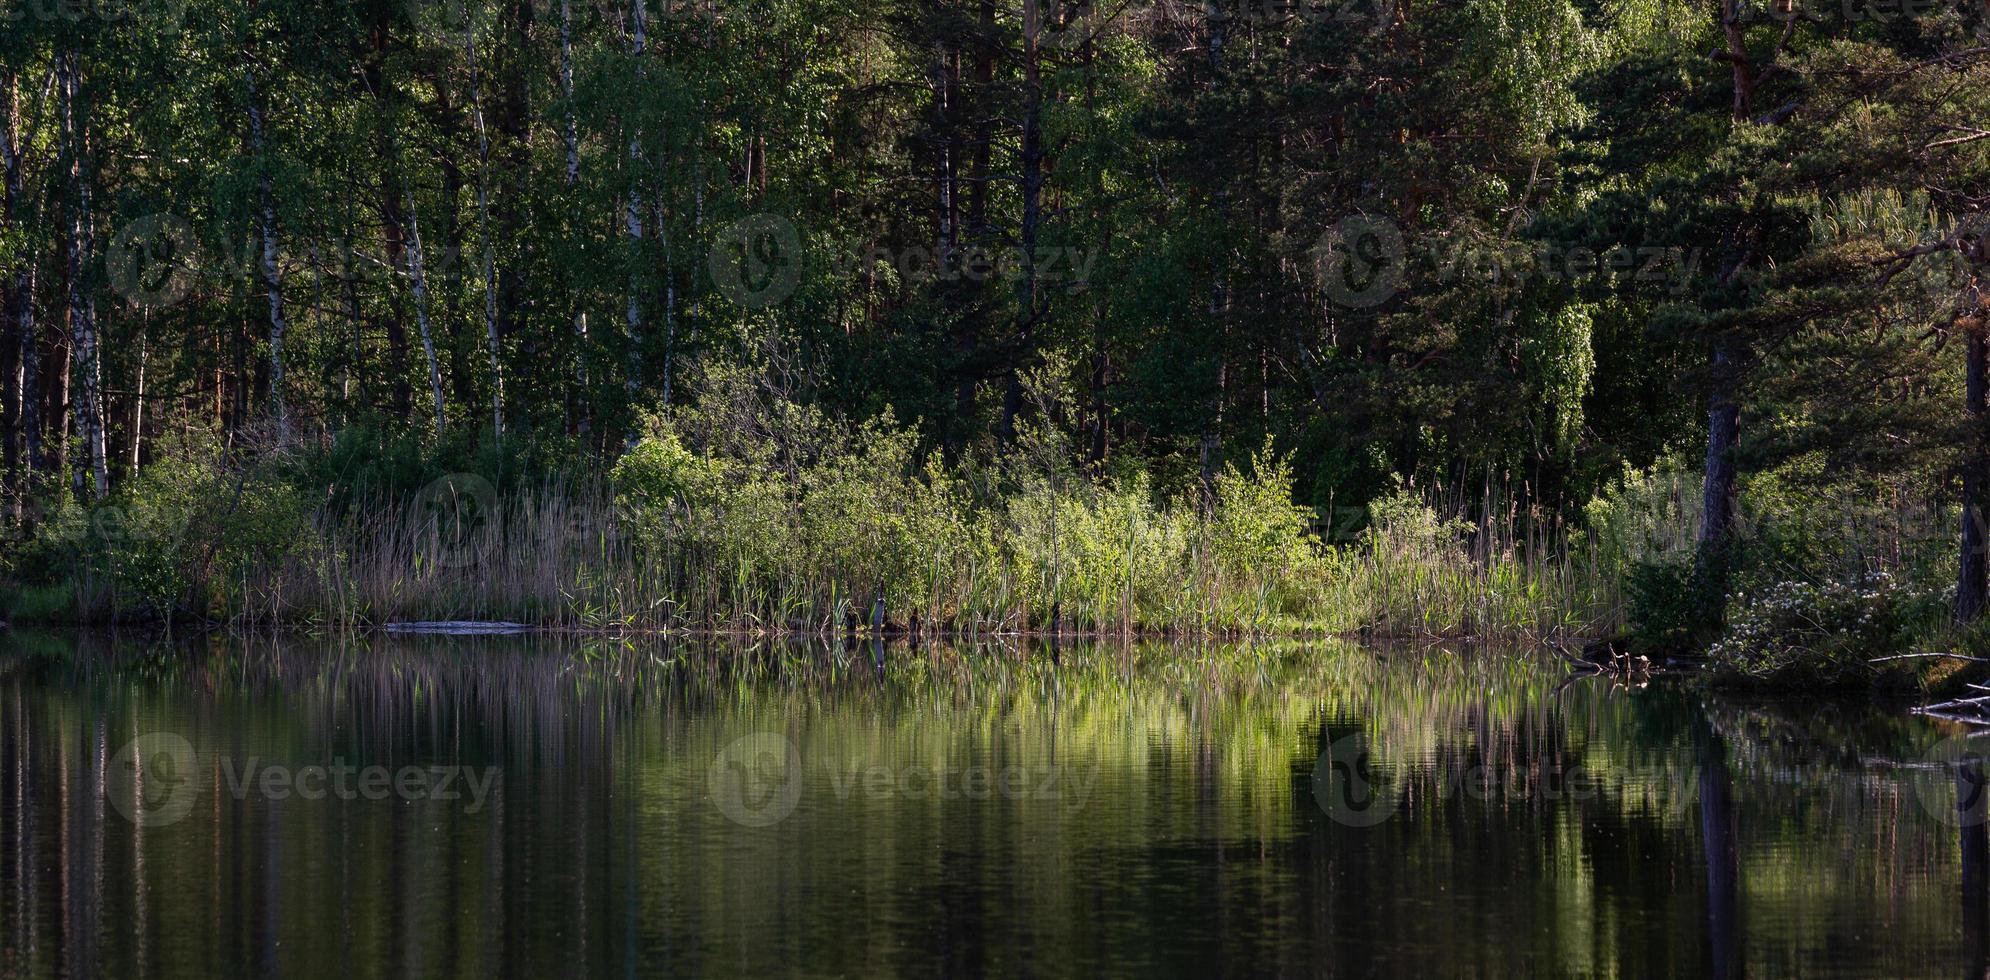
[0,630,1977,977]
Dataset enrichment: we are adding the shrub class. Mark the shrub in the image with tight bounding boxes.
[1623,552,1720,653]
[1706,571,1936,689]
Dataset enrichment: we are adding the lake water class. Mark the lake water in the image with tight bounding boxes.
[0,630,1979,977]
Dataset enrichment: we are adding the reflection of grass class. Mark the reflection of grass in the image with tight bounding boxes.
[0,630,1971,977]
[0,631,1710,839]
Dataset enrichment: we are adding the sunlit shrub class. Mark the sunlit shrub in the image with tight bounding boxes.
[1707,571,1937,689]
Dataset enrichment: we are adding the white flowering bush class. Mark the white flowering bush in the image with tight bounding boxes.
[1707,570,1940,688]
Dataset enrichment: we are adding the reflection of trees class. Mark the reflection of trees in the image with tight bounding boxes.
[1961,760,1988,975]
[0,631,1977,977]
[1697,720,1740,980]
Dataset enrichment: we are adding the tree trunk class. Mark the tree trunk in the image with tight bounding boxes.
[1696,0,1757,604]
[17,264,35,482]
[1200,0,1229,507]
[435,83,478,416]
[2,69,23,518]
[245,60,292,442]
[466,28,505,437]
[623,0,647,396]
[1720,0,1755,122]
[341,233,365,421]
[1199,365,1227,508]
[491,0,531,360]
[5,265,29,524]
[1000,0,1046,445]
[52,324,69,482]
[1962,312,1989,622]
[402,185,447,432]
[559,0,589,433]
[58,54,105,500]
[1084,32,1108,471]
[129,322,146,474]
[656,194,675,408]
[1698,342,1741,553]
[1089,345,1109,467]
[1205,0,1225,73]
[560,0,580,186]
[365,20,412,422]
[967,0,990,243]
[933,35,956,255]
[946,0,989,453]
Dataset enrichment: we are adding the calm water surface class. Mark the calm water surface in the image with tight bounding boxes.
[0,631,1979,977]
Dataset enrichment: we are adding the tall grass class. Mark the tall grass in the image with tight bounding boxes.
[12,452,1632,638]
[5,366,1644,638]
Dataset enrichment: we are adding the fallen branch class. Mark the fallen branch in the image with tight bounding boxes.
[1869,652,1990,664]
[1917,694,1990,712]
[1912,707,1990,727]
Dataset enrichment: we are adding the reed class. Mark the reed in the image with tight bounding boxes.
[182,465,1623,639]
[9,427,1634,639]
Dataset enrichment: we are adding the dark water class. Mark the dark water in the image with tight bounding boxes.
[0,630,1979,978]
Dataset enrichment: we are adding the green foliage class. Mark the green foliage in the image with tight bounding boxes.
[603,392,1338,633]
[1623,553,1715,652]
[64,431,312,619]
[3,0,1984,679]
[1707,572,1939,690]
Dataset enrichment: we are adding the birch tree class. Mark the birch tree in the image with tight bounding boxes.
[58,53,104,500]
[403,183,447,433]
[245,56,291,442]
[623,0,647,396]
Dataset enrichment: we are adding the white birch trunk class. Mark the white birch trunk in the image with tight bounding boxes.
[130,320,145,471]
[245,61,291,442]
[14,265,36,479]
[623,0,647,394]
[403,186,447,432]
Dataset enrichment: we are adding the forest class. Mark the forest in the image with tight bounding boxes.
[3,0,1990,687]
